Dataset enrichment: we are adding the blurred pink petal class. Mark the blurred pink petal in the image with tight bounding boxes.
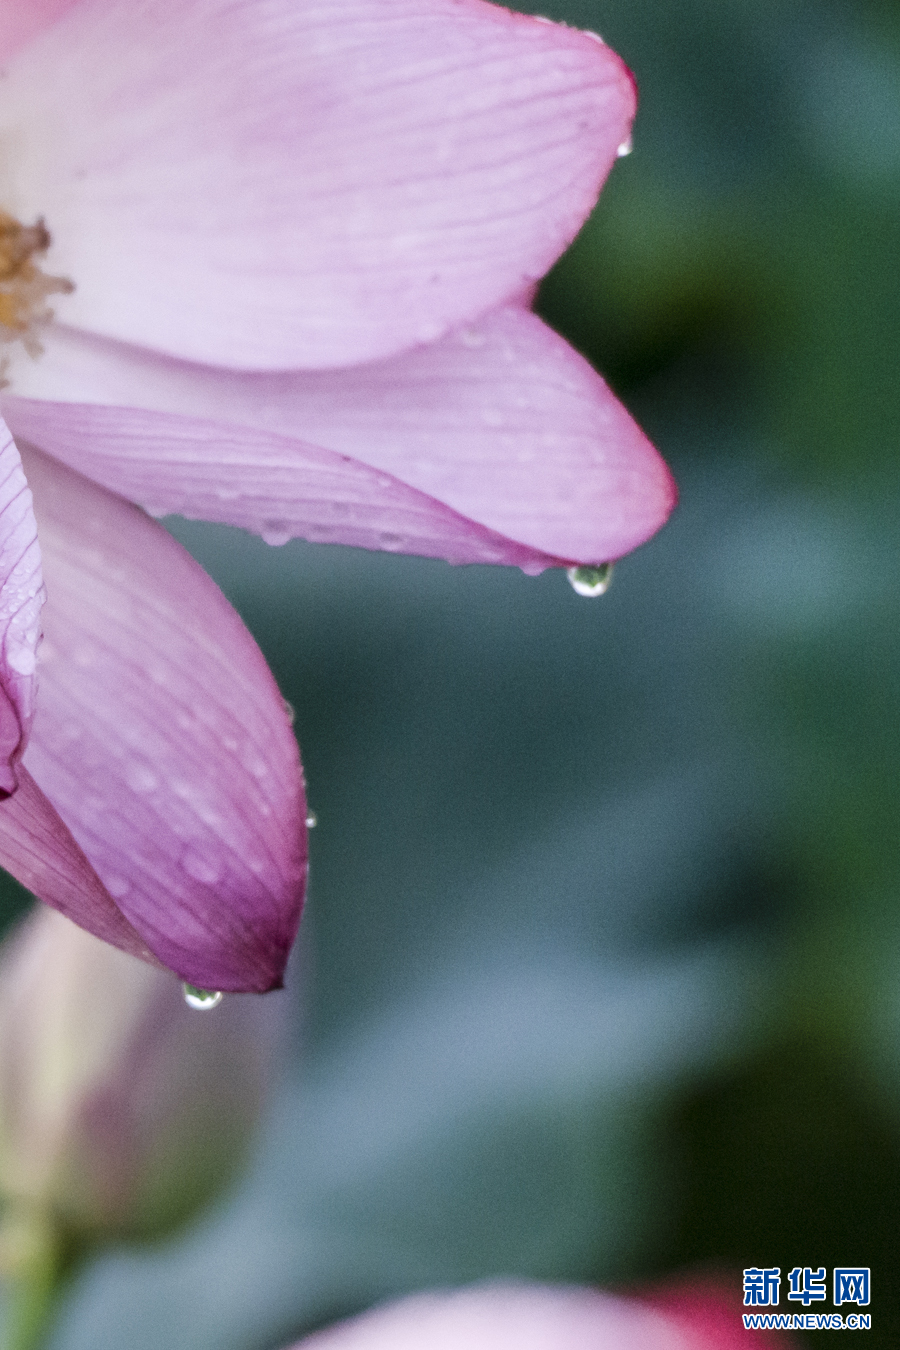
[289,1284,698,1350]
[15,447,306,992]
[637,1277,786,1348]
[285,1283,791,1350]
[0,423,43,793]
[0,905,284,1239]
[0,0,79,63]
[3,0,635,369]
[5,308,674,564]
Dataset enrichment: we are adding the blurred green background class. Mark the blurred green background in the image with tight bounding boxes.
[3,0,897,1344]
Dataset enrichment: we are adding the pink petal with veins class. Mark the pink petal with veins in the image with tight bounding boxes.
[1,0,634,368]
[17,445,306,992]
[6,406,553,573]
[0,423,44,794]
[5,308,674,564]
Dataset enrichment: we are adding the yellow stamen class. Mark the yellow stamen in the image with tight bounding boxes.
[0,211,73,366]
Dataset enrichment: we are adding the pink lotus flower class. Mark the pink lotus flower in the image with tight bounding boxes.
[281,1282,786,1349]
[0,0,675,992]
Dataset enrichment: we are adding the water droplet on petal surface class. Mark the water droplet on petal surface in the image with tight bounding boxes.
[182,848,222,885]
[305,811,318,829]
[6,645,35,675]
[617,134,633,157]
[125,762,160,793]
[566,563,614,597]
[183,984,223,1011]
[261,521,292,546]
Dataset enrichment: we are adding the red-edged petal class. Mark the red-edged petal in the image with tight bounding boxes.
[0,421,44,794]
[2,0,634,368]
[5,309,674,564]
[18,445,306,992]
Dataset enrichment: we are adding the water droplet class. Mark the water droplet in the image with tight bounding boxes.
[282,698,296,725]
[261,520,292,546]
[617,134,633,158]
[566,563,614,597]
[182,848,222,885]
[183,984,223,1011]
[480,407,505,427]
[245,754,269,780]
[305,811,318,828]
[417,320,443,343]
[6,645,35,676]
[125,762,159,793]
[196,801,225,828]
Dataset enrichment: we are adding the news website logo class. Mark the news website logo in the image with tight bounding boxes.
[741,1267,871,1332]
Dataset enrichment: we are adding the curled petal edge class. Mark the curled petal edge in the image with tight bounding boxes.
[0,765,161,966]
[0,424,44,795]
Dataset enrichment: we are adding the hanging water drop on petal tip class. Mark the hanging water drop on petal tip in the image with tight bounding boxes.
[182,984,223,1011]
[617,134,633,157]
[566,563,614,597]
[305,811,318,829]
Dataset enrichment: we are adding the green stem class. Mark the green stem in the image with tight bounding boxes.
[0,1208,72,1350]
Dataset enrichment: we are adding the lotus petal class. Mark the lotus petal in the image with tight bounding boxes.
[0,0,635,368]
[17,445,305,992]
[5,308,674,564]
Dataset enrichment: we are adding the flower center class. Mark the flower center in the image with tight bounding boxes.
[0,210,73,374]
